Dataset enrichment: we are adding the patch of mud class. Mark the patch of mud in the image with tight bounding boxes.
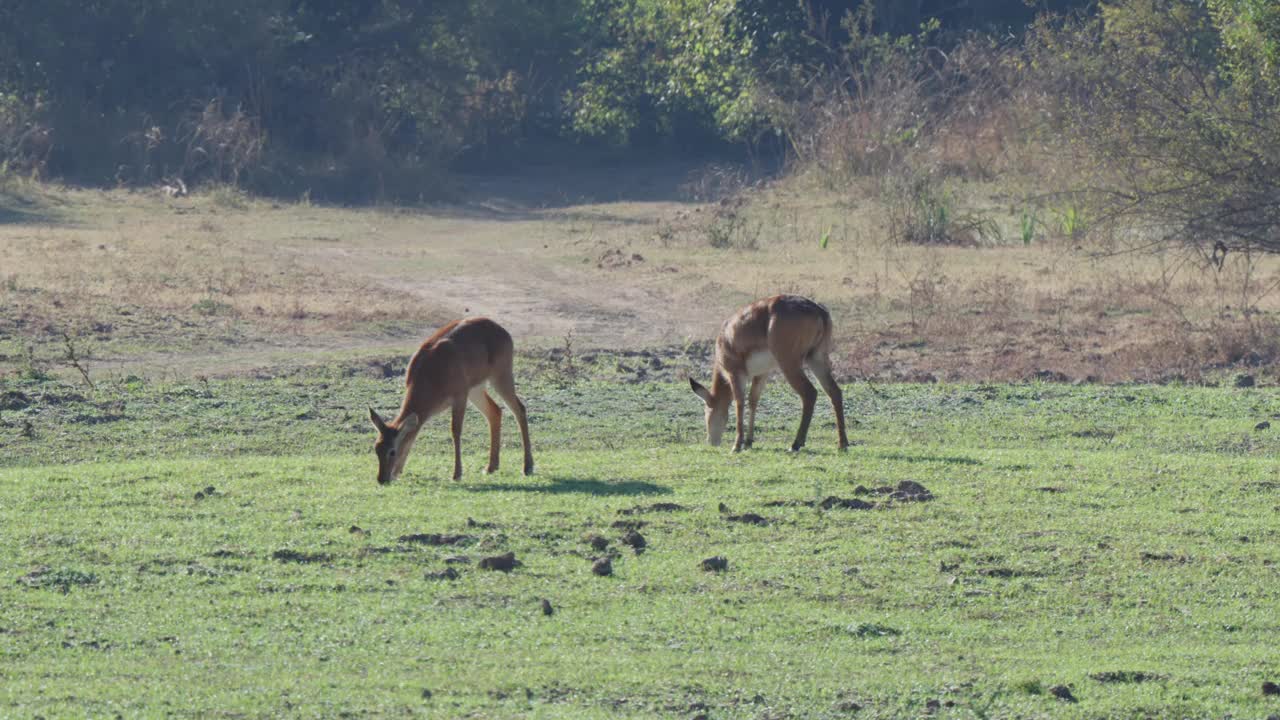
[725,513,770,526]
[208,548,247,559]
[1071,429,1115,440]
[424,567,459,581]
[820,496,876,510]
[0,390,31,410]
[1089,671,1165,684]
[701,556,728,572]
[271,549,332,564]
[763,495,876,509]
[977,567,1024,578]
[1049,685,1077,703]
[597,248,645,269]
[17,566,98,592]
[478,552,519,572]
[357,546,397,557]
[859,481,934,502]
[845,622,900,637]
[1139,551,1188,563]
[397,533,475,546]
[611,519,647,530]
[618,502,688,516]
[620,530,646,554]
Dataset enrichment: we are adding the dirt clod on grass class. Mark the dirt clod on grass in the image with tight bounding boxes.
[1236,374,1256,388]
[17,566,99,592]
[271,549,332,564]
[425,567,459,581]
[1262,681,1280,696]
[1256,421,1271,431]
[620,529,646,554]
[819,496,876,510]
[478,552,518,572]
[889,480,934,502]
[725,512,770,525]
[444,555,470,564]
[591,557,613,576]
[701,556,728,572]
[1049,685,1077,702]
[1089,671,1166,684]
[541,598,554,616]
[1139,551,1187,563]
[618,502,688,516]
[584,533,610,551]
[611,519,647,530]
[0,390,31,410]
[397,533,474,546]
[597,248,645,269]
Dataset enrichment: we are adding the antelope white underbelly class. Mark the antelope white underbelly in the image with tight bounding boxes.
[745,350,777,377]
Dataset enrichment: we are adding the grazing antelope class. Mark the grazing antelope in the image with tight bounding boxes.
[689,295,848,453]
[368,318,534,483]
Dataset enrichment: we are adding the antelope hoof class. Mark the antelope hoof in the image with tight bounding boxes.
[485,465,499,475]
[523,463,534,477]
[789,443,805,453]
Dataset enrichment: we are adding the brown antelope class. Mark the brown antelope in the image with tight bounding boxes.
[689,295,848,452]
[368,318,534,483]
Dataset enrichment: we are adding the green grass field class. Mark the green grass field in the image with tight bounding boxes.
[2,366,1279,718]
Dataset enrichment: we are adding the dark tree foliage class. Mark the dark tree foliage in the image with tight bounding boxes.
[0,0,1110,201]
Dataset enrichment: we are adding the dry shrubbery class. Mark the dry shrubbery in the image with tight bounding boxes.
[727,2,1280,382]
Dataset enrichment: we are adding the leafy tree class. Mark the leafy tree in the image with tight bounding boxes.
[1031,0,1280,253]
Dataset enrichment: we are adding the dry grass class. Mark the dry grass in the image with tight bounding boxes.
[2,170,1278,384]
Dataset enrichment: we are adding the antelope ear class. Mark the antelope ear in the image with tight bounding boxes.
[399,413,420,434]
[689,378,712,404]
[369,407,388,433]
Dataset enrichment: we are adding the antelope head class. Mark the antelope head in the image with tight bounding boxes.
[689,378,730,447]
[368,407,419,484]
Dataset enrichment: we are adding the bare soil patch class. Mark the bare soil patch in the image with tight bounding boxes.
[4,165,1279,383]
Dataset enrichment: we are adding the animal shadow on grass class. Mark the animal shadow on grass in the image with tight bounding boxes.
[875,451,982,467]
[465,476,672,497]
